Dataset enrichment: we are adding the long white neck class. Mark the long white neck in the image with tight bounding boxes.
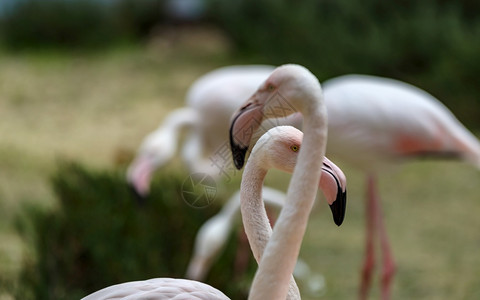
[241,163,300,299]
[159,107,197,142]
[248,99,328,299]
[163,107,197,129]
[222,186,287,223]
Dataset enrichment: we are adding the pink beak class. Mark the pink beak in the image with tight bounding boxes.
[126,155,155,200]
[319,157,347,226]
[230,99,265,169]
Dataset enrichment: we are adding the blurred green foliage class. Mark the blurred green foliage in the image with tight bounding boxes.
[0,0,164,49]
[14,162,254,299]
[209,0,480,128]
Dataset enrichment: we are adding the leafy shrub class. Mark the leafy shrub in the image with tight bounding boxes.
[0,0,166,50]
[0,0,116,49]
[15,162,254,299]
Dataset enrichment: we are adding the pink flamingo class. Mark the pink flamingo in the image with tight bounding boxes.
[233,72,480,299]
[231,65,344,299]
[322,74,480,300]
[186,173,342,296]
[129,65,480,299]
[83,64,346,299]
[126,65,278,197]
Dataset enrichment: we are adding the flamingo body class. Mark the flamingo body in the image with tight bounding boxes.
[322,74,480,299]
[324,74,480,171]
[82,278,228,300]
[184,65,275,168]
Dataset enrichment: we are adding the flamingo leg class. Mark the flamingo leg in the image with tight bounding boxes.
[359,175,378,300]
[377,189,396,300]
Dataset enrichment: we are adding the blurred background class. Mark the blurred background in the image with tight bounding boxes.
[0,0,479,299]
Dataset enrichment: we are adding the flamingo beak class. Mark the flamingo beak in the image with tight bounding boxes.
[319,157,347,226]
[126,155,155,204]
[329,186,347,226]
[229,97,264,169]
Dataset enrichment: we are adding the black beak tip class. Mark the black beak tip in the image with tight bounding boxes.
[229,117,250,170]
[128,184,147,207]
[329,189,347,226]
[229,136,248,170]
[232,147,247,170]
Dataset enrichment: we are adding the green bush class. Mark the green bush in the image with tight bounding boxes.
[208,0,480,128]
[15,162,254,299]
[1,0,115,49]
[0,0,166,50]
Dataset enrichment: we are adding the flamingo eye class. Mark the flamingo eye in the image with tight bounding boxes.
[290,145,299,152]
[267,84,275,91]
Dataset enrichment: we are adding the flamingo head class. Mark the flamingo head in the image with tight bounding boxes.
[251,126,347,226]
[230,64,322,170]
[126,129,176,201]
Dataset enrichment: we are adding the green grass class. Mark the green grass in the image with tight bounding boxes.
[301,161,480,299]
[1,29,480,299]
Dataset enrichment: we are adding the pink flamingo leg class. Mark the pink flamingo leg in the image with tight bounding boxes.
[377,190,396,299]
[360,175,396,300]
[359,175,378,300]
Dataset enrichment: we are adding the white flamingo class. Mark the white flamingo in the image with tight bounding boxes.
[126,65,279,197]
[83,65,346,299]
[230,64,339,299]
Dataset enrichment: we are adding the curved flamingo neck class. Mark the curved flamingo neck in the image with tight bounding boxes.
[240,166,270,262]
[249,103,328,299]
[150,107,197,166]
[162,107,197,131]
[241,160,300,299]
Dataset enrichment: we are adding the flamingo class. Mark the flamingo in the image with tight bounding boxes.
[322,74,480,300]
[83,111,347,298]
[186,178,339,297]
[185,187,286,281]
[229,64,344,299]
[233,71,480,299]
[129,65,480,299]
[126,65,279,197]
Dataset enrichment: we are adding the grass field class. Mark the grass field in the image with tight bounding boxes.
[1,31,479,299]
